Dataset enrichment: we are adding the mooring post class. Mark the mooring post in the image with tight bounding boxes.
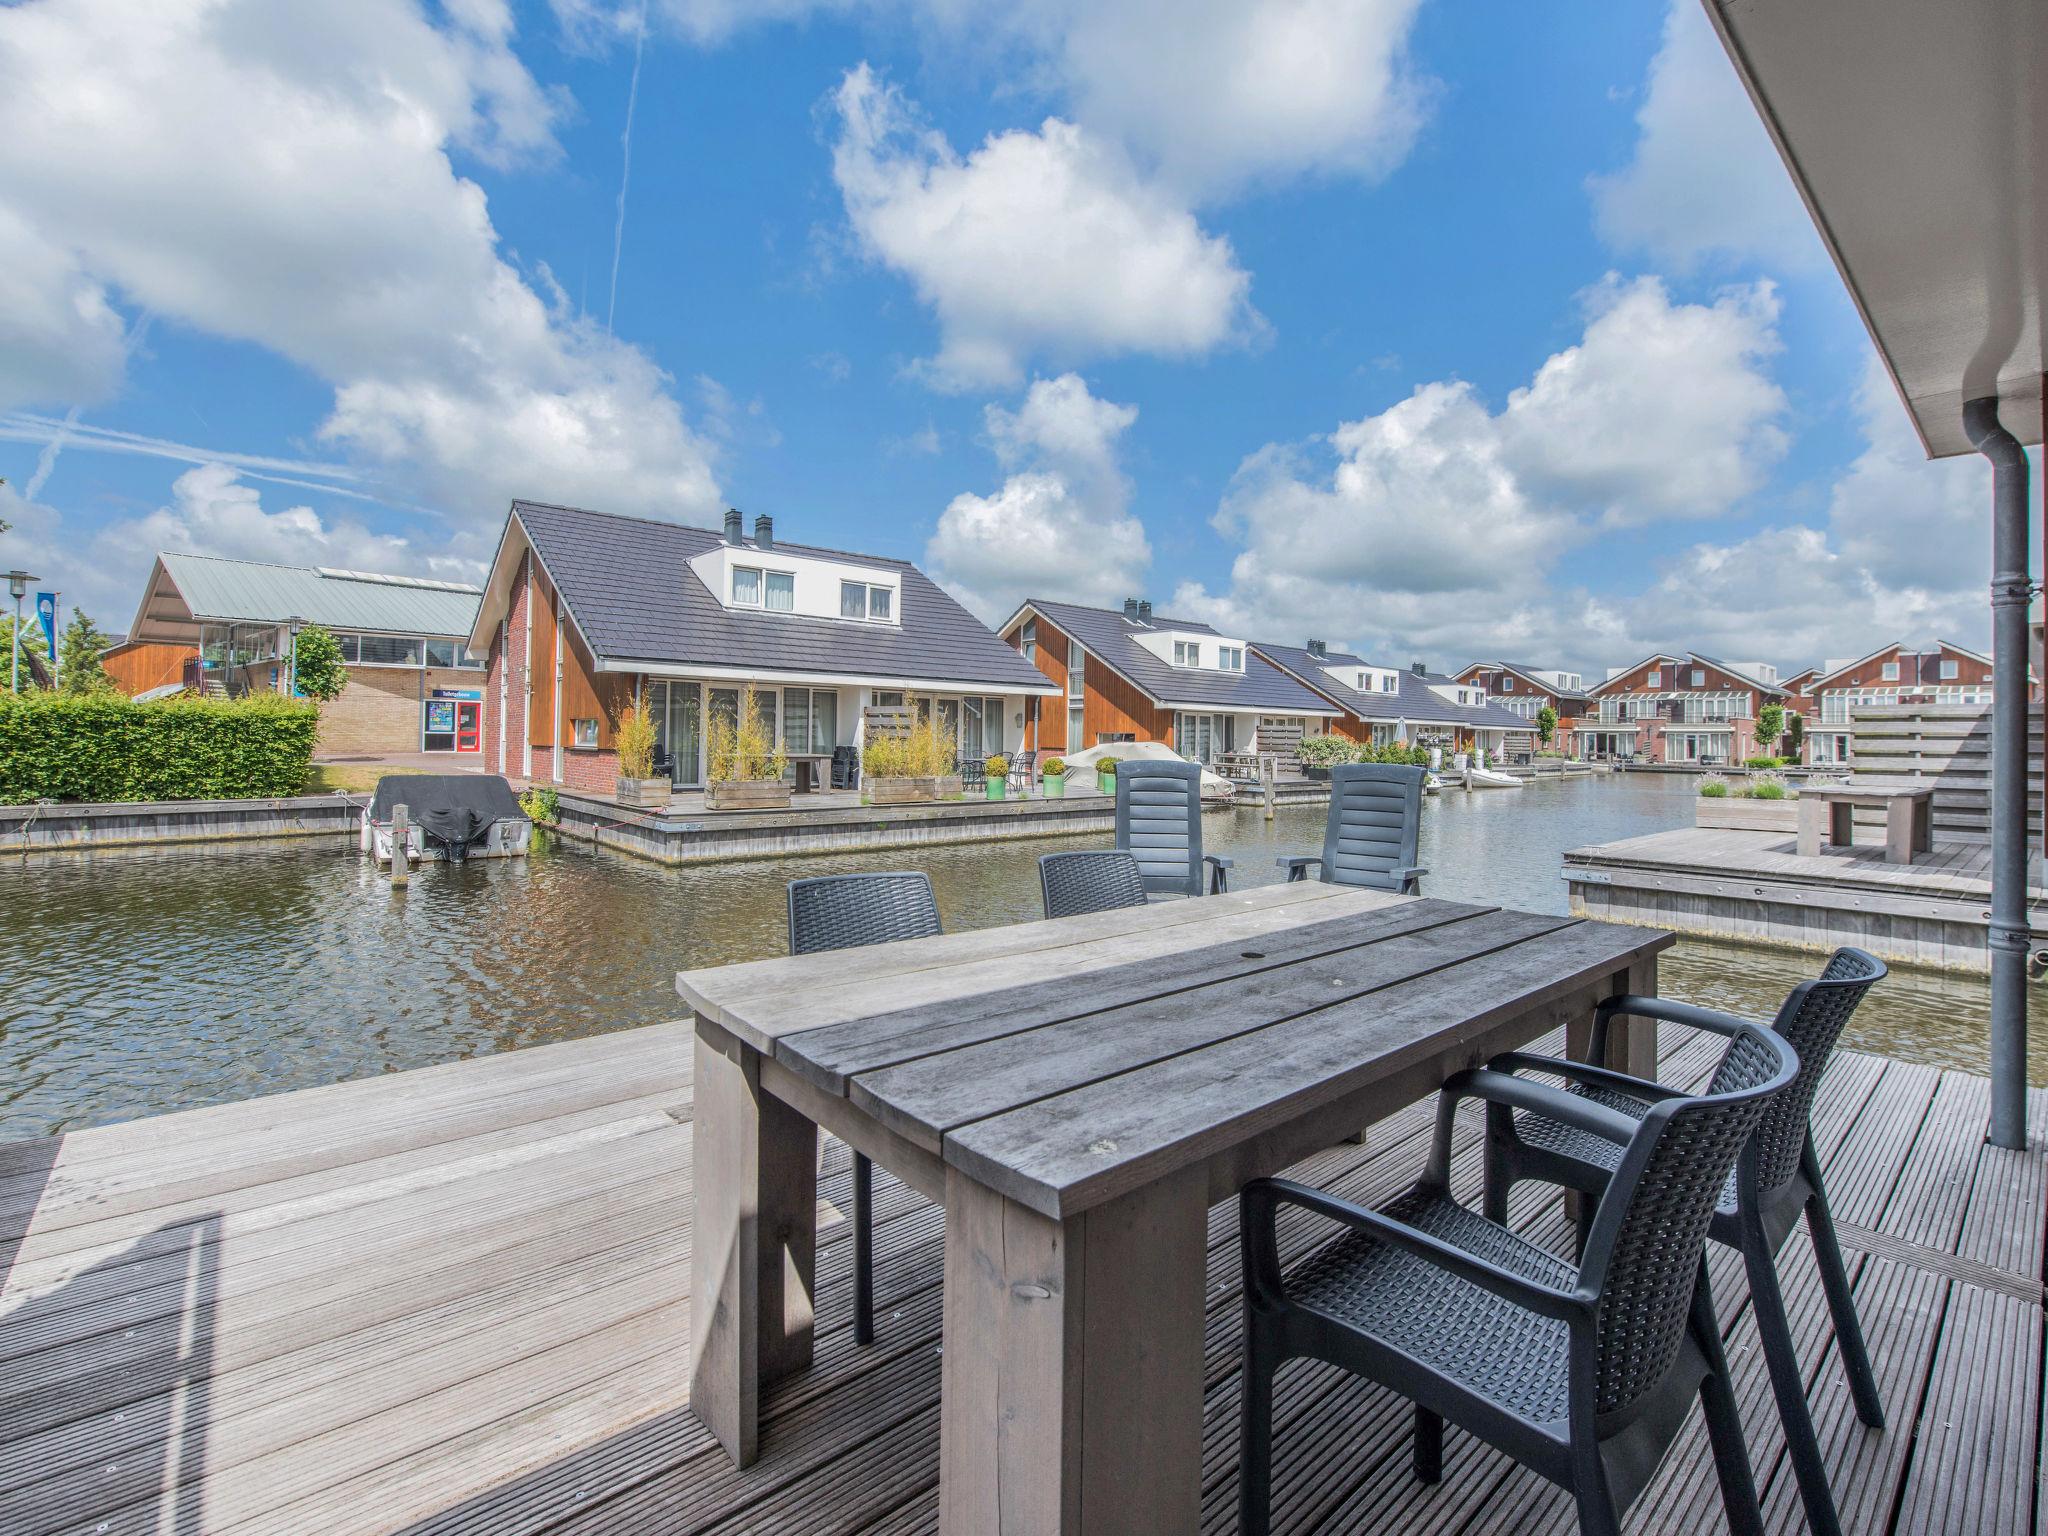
[390,803,410,888]
[1261,754,1276,820]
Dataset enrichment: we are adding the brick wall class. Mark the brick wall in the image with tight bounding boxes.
[561,743,621,793]
[317,666,478,757]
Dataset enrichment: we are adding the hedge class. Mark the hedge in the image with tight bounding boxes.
[0,691,321,804]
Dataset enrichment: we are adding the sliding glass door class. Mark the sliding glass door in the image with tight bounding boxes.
[646,680,703,786]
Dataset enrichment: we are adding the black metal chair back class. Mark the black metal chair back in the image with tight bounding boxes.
[787,871,942,956]
[1579,1026,1796,1415]
[1320,763,1425,892]
[1038,850,1148,919]
[1114,759,1207,897]
[1007,749,1036,793]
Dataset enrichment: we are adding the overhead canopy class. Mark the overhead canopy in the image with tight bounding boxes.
[130,553,482,646]
[1707,0,2044,456]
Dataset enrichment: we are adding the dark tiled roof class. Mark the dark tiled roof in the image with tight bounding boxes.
[509,501,1055,693]
[1253,644,1535,731]
[1021,599,1338,714]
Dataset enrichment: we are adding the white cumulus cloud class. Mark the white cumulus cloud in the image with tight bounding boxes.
[1590,0,1819,271]
[829,64,1261,389]
[0,0,721,531]
[924,373,1150,621]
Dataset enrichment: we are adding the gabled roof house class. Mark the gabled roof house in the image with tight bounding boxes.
[997,598,1339,763]
[1583,650,1790,765]
[469,502,1057,794]
[1254,641,1540,749]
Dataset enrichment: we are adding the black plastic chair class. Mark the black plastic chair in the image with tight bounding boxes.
[1114,758,1230,896]
[1240,1020,1797,1536]
[1276,761,1426,893]
[1482,948,1888,1536]
[1038,849,1148,919]
[786,871,942,1345]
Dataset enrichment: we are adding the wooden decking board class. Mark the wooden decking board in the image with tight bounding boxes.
[0,1028,2036,1536]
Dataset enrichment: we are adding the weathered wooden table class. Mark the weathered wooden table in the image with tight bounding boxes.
[675,882,1673,1533]
[1795,780,1933,863]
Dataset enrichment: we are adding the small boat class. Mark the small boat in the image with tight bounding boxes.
[361,774,531,864]
[1463,765,1524,789]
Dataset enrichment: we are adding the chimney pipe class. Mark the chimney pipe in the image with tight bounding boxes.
[1412,661,1427,677]
[723,508,742,547]
[754,513,773,550]
[1307,639,1326,659]
[1137,600,1153,622]
[1123,598,1140,620]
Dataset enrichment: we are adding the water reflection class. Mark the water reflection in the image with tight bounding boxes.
[1,772,2039,1139]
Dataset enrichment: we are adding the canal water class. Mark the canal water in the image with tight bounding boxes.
[3,772,2040,1139]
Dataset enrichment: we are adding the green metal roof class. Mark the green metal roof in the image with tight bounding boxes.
[142,553,481,639]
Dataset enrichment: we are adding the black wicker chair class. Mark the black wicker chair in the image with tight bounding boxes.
[1481,948,1888,1536]
[786,871,942,1345]
[1038,849,1148,919]
[1239,1021,1798,1536]
[1114,758,1230,896]
[1276,761,1426,893]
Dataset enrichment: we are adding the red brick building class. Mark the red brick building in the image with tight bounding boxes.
[1580,652,1791,765]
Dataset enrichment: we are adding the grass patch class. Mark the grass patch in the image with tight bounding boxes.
[304,763,438,796]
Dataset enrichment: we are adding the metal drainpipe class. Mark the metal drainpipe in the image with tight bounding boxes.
[1963,395,2032,1149]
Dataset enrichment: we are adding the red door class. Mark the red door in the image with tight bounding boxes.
[456,700,481,753]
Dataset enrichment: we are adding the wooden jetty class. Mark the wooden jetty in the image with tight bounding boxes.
[0,1023,2039,1534]
[1564,825,2048,974]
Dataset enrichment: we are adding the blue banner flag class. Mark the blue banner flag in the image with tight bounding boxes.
[34,593,56,654]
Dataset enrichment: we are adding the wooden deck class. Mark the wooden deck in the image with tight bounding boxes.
[1566,825,2048,973]
[1,1023,2040,1535]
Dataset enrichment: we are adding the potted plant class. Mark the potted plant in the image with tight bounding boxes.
[984,753,1009,801]
[863,699,958,803]
[1096,754,1120,795]
[612,695,668,809]
[705,684,790,810]
[1296,733,1352,781]
[1040,755,1066,797]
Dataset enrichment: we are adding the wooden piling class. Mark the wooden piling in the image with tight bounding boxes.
[390,803,410,887]
[1260,755,1276,821]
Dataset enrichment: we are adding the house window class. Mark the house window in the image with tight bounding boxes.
[358,634,424,667]
[1067,647,1084,698]
[571,718,599,748]
[782,687,837,755]
[1219,646,1244,671]
[1882,661,1900,680]
[334,632,361,663]
[1647,668,1662,687]
[1691,668,1705,687]
[765,571,794,613]
[840,580,895,621]
[1941,658,1959,679]
[1381,674,1396,692]
[732,566,762,606]
[872,690,905,707]
[1020,619,1036,663]
[1174,640,1199,666]
[1502,675,1513,690]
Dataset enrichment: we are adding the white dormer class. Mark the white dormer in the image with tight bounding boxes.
[1329,663,1401,697]
[690,541,902,627]
[1135,629,1245,672]
[1428,680,1481,709]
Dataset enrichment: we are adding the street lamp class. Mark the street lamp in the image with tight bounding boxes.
[5,570,38,695]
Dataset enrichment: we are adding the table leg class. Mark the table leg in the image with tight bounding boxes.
[689,1018,818,1468]
[1797,795,1827,857]
[940,1164,1208,1535]
[1885,799,1914,864]
[1831,799,1855,848]
[1915,795,1932,853]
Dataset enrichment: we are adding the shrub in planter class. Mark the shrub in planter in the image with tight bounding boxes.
[985,753,1009,800]
[1698,777,1730,799]
[706,684,790,810]
[611,695,668,808]
[1040,755,1066,797]
[1751,780,1789,800]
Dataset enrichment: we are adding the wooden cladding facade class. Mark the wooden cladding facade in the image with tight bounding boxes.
[559,622,630,750]
[527,565,557,750]
[103,640,196,697]
[1012,611,1172,753]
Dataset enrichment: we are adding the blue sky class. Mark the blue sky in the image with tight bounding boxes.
[0,0,2018,676]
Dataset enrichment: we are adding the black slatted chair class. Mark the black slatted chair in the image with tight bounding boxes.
[786,871,942,1345]
[1114,758,1231,896]
[1240,1022,1798,1536]
[1038,849,1148,919]
[1482,948,1888,1536]
[1276,761,1426,893]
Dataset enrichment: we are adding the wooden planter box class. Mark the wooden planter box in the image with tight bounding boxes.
[614,776,671,809]
[1696,797,1800,832]
[868,774,941,804]
[706,779,793,811]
